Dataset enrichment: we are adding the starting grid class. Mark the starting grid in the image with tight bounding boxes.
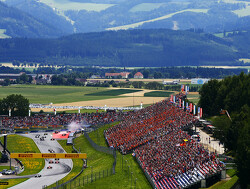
[29,104,142,111]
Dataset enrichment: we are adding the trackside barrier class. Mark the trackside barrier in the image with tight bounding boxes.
[45,168,114,189]
[47,132,116,189]
[0,141,24,171]
[29,104,141,111]
[84,132,117,174]
[135,155,157,189]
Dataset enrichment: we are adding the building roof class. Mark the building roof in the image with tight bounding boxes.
[134,72,143,76]
[105,72,130,77]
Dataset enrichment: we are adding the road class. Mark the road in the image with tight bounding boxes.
[194,126,225,154]
[6,133,73,189]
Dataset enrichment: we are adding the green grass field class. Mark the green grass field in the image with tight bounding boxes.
[77,123,151,189]
[0,135,44,189]
[0,85,123,104]
[85,89,142,96]
[144,91,173,97]
[47,122,151,189]
[187,93,200,105]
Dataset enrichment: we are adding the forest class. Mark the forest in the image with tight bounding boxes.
[0,29,248,67]
[198,72,250,188]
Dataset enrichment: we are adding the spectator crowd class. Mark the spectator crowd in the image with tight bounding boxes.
[0,111,125,129]
[105,93,223,189]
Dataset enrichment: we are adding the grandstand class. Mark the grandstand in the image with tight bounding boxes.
[105,93,223,189]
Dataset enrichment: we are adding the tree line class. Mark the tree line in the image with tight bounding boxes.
[198,72,250,188]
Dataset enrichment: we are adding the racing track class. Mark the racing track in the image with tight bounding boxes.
[7,133,73,189]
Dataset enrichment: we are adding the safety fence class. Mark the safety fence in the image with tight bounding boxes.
[135,155,157,189]
[48,167,114,189]
[30,104,141,111]
[46,132,116,189]
[84,132,116,174]
[0,141,24,170]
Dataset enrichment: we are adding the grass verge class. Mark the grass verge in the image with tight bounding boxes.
[0,135,44,188]
[80,123,151,189]
[48,122,151,189]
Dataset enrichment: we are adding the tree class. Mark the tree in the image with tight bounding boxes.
[198,79,221,116]
[0,94,29,116]
[3,78,10,86]
[19,73,29,83]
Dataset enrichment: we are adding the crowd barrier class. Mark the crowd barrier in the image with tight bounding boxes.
[29,104,141,111]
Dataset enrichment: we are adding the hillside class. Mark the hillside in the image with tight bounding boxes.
[1,0,250,37]
[0,29,244,67]
[0,1,66,38]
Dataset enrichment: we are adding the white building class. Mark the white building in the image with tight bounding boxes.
[191,78,210,84]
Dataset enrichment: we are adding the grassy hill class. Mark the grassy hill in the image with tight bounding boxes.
[0,1,65,38]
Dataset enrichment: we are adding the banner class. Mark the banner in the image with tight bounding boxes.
[10,153,87,159]
[189,103,193,113]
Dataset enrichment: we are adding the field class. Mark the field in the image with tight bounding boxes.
[107,9,208,30]
[187,92,200,105]
[0,85,118,104]
[130,3,166,12]
[144,91,173,97]
[0,135,44,189]
[41,0,114,11]
[85,89,142,96]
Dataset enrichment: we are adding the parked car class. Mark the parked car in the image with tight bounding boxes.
[1,169,8,174]
[3,170,14,175]
[55,161,60,164]
[47,166,52,169]
[50,138,55,141]
[35,174,41,177]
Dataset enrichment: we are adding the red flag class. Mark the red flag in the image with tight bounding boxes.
[200,108,203,117]
[189,103,193,113]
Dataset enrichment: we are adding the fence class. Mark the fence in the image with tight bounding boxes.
[135,155,157,189]
[84,132,116,174]
[47,132,116,189]
[0,141,24,170]
[51,168,114,189]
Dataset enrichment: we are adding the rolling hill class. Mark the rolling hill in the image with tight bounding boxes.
[1,0,250,37]
[0,1,66,38]
[0,29,246,67]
